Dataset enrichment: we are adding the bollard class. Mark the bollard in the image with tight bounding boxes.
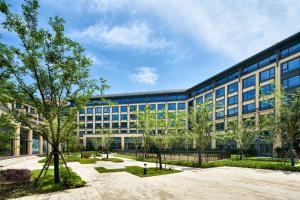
[144,163,147,175]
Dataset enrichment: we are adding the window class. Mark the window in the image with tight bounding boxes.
[130,105,137,112]
[228,95,238,106]
[112,106,119,113]
[259,99,274,111]
[158,104,165,110]
[95,123,101,128]
[103,123,109,128]
[258,54,276,68]
[87,123,93,129]
[103,107,110,113]
[178,103,186,110]
[79,116,85,122]
[216,99,225,109]
[149,104,156,110]
[228,82,238,94]
[79,108,85,114]
[79,123,85,129]
[121,106,127,112]
[87,116,93,121]
[227,71,240,81]
[282,75,300,88]
[215,87,225,98]
[243,103,256,114]
[168,103,176,110]
[260,84,274,95]
[103,115,110,121]
[243,63,257,74]
[281,42,300,58]
[87,108,93,114]
[79,131,85,137]
[260,67,275,82]
[205,93,212,100]
[112,122,119,128]
[95,115,101,121]
[216,111,225,119]
[228,107,238,117]
[139,105,146,111]
[130,122,136,128]
[243,75,255,88]
[121,122,127,128]
[112,114,119,121]
[216,122,225,131]
[130,114,136,120]
[196,96,203,104]
[216,77,227,86]
[95,107,102,113]
[243,89,255,101]
[121,114,127,120]
[30,108,35,113]
[281,57,300,74]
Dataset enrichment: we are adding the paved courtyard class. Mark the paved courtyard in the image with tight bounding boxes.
[1,155,300,200]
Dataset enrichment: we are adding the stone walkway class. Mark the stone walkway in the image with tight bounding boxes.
[1,155,300,200]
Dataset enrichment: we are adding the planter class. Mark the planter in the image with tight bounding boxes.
[0,180,32,191]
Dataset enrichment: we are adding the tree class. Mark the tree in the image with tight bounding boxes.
[0,0,108,183]
[0,114,15,157]
[189,102,212,166]
[135,105,156,159]
[90,137,102,158]
[101,130,112,159]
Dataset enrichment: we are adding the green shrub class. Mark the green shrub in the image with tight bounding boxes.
[101,158,124,163]
[0,169,31,183]
[79,158,100,164]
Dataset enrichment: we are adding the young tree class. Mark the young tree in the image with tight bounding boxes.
[135,105,156,159]
[189,102,212,166]
[90,137,102,158]
[0,114,15,157]
[101,130,113,159]
[0,0,108,183]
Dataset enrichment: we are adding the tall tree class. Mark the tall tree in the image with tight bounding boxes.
[0,0,108,183]
[0,114,15,157]
[189,102,212,166]
[90,137,102,158]
[101,130,112,159]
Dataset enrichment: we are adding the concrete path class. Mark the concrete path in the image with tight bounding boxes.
[1,155,300,200]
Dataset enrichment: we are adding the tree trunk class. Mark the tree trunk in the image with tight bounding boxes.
[239,150,243,160]
[158,148,162,170]
[198,148,202,167]
[53,146,60,183]
[290,141,295,167]
[106,148,109,159]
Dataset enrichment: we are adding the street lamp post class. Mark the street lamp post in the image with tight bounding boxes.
[144,163,147,175]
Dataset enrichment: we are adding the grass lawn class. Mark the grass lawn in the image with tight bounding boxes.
[114,153,300,172]
[39,155,101,165]
[1,167,85,199]
[101,157,124,163]
[95,166,181,177]
[78,158,100,164]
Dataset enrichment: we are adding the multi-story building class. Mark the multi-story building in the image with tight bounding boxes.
[0,103,48,156]
[78,32,300,156]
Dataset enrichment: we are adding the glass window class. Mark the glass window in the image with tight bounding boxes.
[130,105,137,112]
[79,123,85,129]
[243,75,256,88]
[243,103,256,114]
[79,108,85,114]
[121,114,127,120]
[103,115,110,121]
[228,82,238,94]
[205,93,212,100]
[282,75,300,88]
[243,89,256,101]
[130,114,136,120]
[227,71,240,81]
[112,114,119,121]
[259,54,276,68]
[281,42,300,58]
[112,106,119,113]
[216,122,225,131]
[216,111,225,119]
[139,105,146,111]
[216,99,225,109]
[259,99,274,111]
[87,123,93,129]
[178,103,186,110]
[158,104,165,110]
[260,67,275,82]
[95,107,102,113]
[95,115,101,121]
[196,96,203,104]
[215,87,225,98]
[103,123,109,128]
[167,96,177,101]
[149,104,156,110]
[130,122,136,128]
[112,122,119,128]
[95,123,101,129]
[121,122,127,128]
[228,107,238,117]
[260,84,275,95]
[79,131,85,137]
[168,103,176,110]
[281,58,300,74]
[103,107,110,113]
[121,106,127,113]
[216,77,227,86]
[243,63,257,74]
[87,108,93,114]
[228,95,238,106]
[79,116,85,122]
[87,116,93,121]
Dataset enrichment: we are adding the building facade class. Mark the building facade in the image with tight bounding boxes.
[78,32,300,156]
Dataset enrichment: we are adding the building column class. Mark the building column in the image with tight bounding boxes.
[211,139,216,149]
[27,129,33,155]
[39,135,43,155]
[121,137,125,150]
[13,125,21,156]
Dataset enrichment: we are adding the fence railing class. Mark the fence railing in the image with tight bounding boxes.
[115,149,231,163]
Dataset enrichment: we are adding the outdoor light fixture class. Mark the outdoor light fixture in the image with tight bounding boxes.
[144,163,147,175]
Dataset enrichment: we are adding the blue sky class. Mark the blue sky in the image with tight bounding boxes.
[3,0,300,94]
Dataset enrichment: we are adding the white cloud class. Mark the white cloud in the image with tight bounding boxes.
[129,67,158,85]
[77,0,300,61]
[70,22,169,50]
